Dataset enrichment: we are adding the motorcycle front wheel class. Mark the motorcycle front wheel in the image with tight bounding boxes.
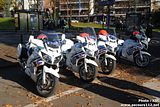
[134,53,150,68]
[101,58,116,75]
[79,64,96,82]
[36,73,58,97]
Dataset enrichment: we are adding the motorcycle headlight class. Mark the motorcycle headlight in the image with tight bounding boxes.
[54,55,62,64]
[42,52,52,64]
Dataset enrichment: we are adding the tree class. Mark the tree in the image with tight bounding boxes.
[152,0,160,12]
[3,0,12,17]
[0,0,4,10]
[152,10,160,28]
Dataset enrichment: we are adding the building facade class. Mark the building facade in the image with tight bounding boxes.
[59,0,94,20]
[58,0,153,19]
[97,0,151,17]
[50,0,159,19]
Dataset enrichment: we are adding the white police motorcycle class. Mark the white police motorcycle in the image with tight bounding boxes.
[117,31,151,67]
[65,31,98,82]
[17,33,63,97]
[97,32,117,74]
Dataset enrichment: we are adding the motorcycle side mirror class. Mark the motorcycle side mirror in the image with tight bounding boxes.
[28,35,34,42]
[62,34,66,41]
[42,39,48,51]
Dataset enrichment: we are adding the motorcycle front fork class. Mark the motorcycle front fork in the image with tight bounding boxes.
[104,57,108,66]
[43,70,46,84]
[100,55,107,66]
[84,59,88,73]
[139,51,144,61]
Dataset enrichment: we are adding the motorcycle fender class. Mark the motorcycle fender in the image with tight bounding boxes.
[85,59,98,67]
[105,54,116,61]
[136,51,151,57]
[43,66,60,78]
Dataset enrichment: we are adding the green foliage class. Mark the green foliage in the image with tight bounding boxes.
[152,10,160,28]
[153,29,160,32]
[0,18,15,30]
[0,0,4,10]
[71,22,103,28]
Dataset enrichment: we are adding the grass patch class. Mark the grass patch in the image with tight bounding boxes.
[70,22,117,34]
[0,18,15,30]
[153,28,160,32]
[71,22,104,28]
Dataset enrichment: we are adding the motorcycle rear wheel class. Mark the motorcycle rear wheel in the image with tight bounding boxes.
[36,73,58,97]
[79,64,96,82]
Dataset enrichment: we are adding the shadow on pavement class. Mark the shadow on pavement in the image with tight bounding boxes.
[0,58,17,68]
[98,76,160,98]
[5,55,17,60]
[0,58,38,96]
[59,71,157,104]
[0,32,21,47]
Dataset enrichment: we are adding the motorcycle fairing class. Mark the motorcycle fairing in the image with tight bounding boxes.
[126,44,142,56]
[71,51,85,65]
[43,65,59,78]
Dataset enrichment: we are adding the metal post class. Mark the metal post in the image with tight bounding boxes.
[134,0,137,12]
[18,13,20,30]
[20,33,23,44]
[67,0,69,20]
[27,13,29,32]
[107,5,110,30]
[22,0,24,10]
[78,0,81,21]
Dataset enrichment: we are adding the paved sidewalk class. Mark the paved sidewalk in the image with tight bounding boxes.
[0,44,18,68]
[0,32,20,68]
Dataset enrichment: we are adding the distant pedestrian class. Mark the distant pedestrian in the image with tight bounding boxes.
[119,19,123,30]
[146,23,153,38]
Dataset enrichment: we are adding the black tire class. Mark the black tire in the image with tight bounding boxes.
[101,57,116,75]
[59,56,66,69]
[79,64,96,82]
[134,53,150,68]
[36,73,58,97]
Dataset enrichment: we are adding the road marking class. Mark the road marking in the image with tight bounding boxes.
[24,73,118,107]
[24,87,82,107]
